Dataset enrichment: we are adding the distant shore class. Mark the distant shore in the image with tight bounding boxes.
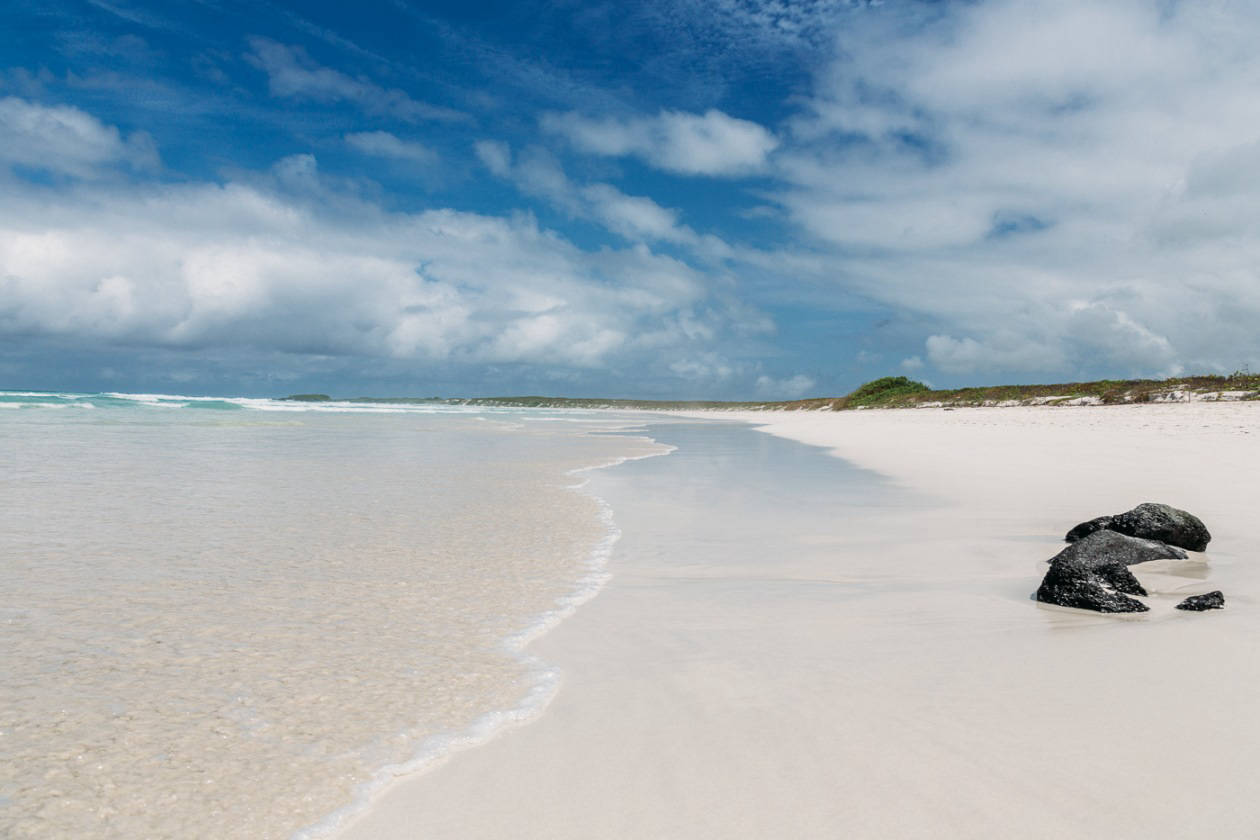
[284,372,1260,413]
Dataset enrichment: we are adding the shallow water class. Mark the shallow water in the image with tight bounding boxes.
[0,393,663,838]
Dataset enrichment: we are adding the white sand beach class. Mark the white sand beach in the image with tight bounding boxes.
[336,402,1260,839]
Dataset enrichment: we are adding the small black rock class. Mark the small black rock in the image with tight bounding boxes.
[1176,591,1225,611]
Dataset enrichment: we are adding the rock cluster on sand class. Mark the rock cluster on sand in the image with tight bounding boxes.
[1036,504,1224,614]
[1065,502,1211,552]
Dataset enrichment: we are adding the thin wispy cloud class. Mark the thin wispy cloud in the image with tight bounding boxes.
[345,131,436,165]
[543,108,779,176]
[245,37,467,124]
[82,0,173,30]
[476,140,730,253]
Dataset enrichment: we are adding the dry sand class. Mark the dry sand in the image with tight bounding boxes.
[335,402,1260,839]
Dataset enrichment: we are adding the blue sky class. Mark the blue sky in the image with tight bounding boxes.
[3,0,1260,398]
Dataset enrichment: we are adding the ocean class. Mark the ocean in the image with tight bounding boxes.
[0,391,666,838]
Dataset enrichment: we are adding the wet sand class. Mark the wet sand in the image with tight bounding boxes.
[336,404,1260,839]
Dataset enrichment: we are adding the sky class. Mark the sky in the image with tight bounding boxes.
[3,0,1260,398]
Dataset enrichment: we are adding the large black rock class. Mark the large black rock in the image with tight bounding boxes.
[1064,503,1211,552]
[1176,591,1225,611]
[1036,530,1187,613]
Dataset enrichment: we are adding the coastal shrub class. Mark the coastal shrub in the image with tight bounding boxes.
[844,376,930,407]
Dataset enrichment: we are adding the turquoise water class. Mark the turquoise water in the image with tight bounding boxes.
[1,390,509,413]
[0,391,664,839]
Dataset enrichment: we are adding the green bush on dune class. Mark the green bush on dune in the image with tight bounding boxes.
[843,376,930,407]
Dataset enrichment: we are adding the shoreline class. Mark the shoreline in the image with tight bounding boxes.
[0,396,679,839]
[334,402,1260,839]
[299,423,674,840]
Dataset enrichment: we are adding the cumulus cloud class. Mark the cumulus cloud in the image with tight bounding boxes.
[0,96,158,177]
[0,95,771,392]
[245,38,465,123]
[542,108,778,176]
[0,171,762,380]
[772,0,1260,379]
[925,334,1063,376]
[1062,301,1179,373]
[345,131,436,165]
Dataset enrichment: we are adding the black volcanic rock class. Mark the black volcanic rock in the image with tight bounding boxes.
[1176,591,1225,611]
[1111,503,1211,551]
[1036,530,1186,613]
[1056,529,1187,566]
[1065,515,1113,542]
[1065,503,1211,551]
[1036,561,1147,613]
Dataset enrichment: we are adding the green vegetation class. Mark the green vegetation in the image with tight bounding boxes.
[281,371,1260,412]
[841,376,930,408]
[776,372,1260,410]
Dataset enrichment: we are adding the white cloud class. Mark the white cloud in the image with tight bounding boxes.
[473,139,511,177]
[271,153,320,191]
[755,373,816,398]
[542,108,778,176]
[919,296,1187,378]
[0,104,757,388]
[0,169,763,374]
[345,131,436,165]
[924,334,1064,376]
[1062,301,1178,371]
[245,38,465,123]
[0,96,158,177]
[581,183,685,243]
[478,142,727,252]
[771,0,1260,378]
[670,353,735,381]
